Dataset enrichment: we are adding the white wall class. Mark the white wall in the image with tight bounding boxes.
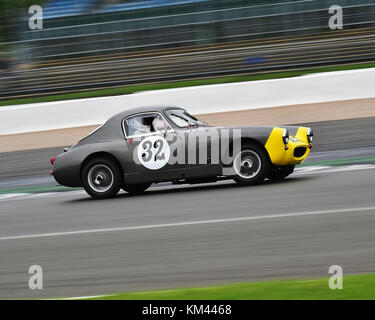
[1,68,374,135]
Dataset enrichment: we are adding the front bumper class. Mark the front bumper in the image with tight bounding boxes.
[265,127,312,166]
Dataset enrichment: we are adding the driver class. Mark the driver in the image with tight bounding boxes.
[152,116,167,132]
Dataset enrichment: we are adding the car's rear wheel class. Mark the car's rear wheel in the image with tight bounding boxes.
[123,183,151,194]
[232,143,269,186]
[81,157,122,199]
[267,165,295,181]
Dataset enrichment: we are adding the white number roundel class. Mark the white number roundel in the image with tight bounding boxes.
[137,136,170,170]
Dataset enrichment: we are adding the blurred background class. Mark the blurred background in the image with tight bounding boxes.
[0,0,374,101]
[2,0,375,301]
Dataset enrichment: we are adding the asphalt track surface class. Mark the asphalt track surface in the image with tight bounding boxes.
[1,166,375,299]
[0,116,375,299]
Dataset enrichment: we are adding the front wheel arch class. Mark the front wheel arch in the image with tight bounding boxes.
[226,138,272,167]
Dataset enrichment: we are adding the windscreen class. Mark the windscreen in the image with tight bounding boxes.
[165,109,208,128]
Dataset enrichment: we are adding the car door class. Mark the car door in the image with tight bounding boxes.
[123,112,186,183]
[164,109,222,179]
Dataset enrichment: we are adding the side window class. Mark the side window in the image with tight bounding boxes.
[124,113,170,137]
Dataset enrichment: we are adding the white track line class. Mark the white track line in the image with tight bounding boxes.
[294,164,375,175]
[58,295,110,300]
[0,193,28,200]
[1,206,375,241]
[32,192,58,197]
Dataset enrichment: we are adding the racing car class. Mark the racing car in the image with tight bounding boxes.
[50,106,313,199]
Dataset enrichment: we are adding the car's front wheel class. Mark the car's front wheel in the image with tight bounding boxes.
[267,165,295,181]
[123,183,152,194]
[81,157,122,199]
[232,143,269,186]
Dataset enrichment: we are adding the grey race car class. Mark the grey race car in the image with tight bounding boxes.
[51,106,313,199]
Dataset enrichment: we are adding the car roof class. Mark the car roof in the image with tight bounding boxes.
[77,105,186,143]
[109,105,185,122]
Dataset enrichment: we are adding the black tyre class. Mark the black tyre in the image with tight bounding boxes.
[123,183,152,194]
[267,165,295,181]
[81,157,122,199]
[232,143,269,186]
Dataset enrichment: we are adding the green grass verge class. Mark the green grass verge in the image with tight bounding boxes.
[0,185,81,195]
[85,273,375,300]
[299,156,375,167]
[2,62,375,107]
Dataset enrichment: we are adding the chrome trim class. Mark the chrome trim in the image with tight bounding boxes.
[282,128,289,144]
[307,127,313,143]
[233,150,262,179]
[87,164,114,193]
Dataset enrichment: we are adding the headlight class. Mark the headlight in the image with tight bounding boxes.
[282,129,289,144]
[307,128,314,143]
